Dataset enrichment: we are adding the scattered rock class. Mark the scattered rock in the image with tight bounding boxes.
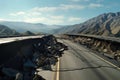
[0,35,68,80]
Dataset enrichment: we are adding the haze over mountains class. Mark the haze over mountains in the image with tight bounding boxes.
[0,21,61,33]
[0,24,37,36]
[54,12,120,37]
[0,24,20,37]
[0,12,120,37]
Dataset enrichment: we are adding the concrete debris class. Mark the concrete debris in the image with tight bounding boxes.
[0,35,68,80]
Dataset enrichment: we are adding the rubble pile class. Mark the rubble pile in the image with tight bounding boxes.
[0,35,68,80]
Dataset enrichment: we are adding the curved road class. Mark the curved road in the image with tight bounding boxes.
[58,39,120,80]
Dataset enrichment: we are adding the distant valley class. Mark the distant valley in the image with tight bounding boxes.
[0,24,20,37]
[0,24,38,37]
[0,12,120,37]
[0,21,62,33]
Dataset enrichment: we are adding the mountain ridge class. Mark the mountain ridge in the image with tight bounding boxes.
[53,12,120,37]
[0,21,62,33]
[0,24,20,37]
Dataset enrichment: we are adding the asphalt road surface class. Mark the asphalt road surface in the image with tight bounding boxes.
[0,35,43,44]
[57,39,120,80]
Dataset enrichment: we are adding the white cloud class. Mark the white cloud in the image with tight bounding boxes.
[0,18,23,22]
[60,4,85,10]
[24,16,84,25]
[32,7,57,12]
[29,3,102,13]
[29,12,41,16]
[9,7,67,24]
[89,3,103,8]
[10,4,85,18]
[24,17,46,23]
[10,3,104,18]
[10,11,26,16]
[31,4,85,13]
[24,17,64,24]
[50,15,64,20]
[68,17,83,22]
[0,18,5,21]
[8,3,103,24]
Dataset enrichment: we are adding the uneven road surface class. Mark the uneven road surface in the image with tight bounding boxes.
[0,35,43,44]
[56,39,120,80]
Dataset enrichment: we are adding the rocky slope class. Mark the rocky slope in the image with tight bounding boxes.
[54,12,120,37]
[21,31,35,36]
[0,24,20,37]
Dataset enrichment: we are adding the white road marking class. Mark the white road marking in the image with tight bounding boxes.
[90,52,120,70]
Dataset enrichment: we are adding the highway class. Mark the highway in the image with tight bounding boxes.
[1,35,120,80]
[0,35,43,44]
[55,39,120,80]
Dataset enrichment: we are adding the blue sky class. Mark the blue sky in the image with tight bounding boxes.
[0,0,120,25]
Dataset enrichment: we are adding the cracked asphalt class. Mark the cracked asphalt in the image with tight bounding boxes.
[58,39,120,80]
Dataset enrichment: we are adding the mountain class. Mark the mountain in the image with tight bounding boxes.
[21,31,35,36]
[54,12,120,37]
[0,24,20,37]
[0,21,62,33]
[52,24,82,34]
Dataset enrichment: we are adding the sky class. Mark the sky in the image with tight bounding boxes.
[0,0,119,25]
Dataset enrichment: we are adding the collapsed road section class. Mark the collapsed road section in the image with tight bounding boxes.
[63,34,120,61]
[0,35,68,80]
